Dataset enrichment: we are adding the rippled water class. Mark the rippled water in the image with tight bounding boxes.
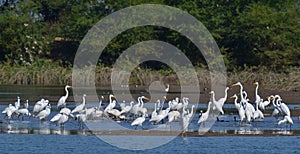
[1,134,300,153]
[0,85,300,153]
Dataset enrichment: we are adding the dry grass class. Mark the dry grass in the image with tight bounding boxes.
[0,63,299,91]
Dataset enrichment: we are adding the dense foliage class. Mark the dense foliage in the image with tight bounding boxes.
[0,0,299,71]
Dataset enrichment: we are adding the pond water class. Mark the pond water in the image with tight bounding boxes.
[0,85,300,153]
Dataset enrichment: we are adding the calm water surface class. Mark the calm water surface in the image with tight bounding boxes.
[0,134,300,153]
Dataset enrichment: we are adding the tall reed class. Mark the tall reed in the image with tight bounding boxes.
[0,63,299,91]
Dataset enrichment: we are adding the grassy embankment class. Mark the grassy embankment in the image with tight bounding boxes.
[0,62,299,92]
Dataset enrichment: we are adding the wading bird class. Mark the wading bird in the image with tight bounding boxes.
[71,94,86,114]
[57,85,72,108]
[198,101,212,127]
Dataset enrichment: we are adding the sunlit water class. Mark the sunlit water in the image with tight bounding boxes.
[0,85,300,152]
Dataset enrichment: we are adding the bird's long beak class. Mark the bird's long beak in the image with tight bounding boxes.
[231,83,238,87]
[143,97,150,101]
[230,96,235,99]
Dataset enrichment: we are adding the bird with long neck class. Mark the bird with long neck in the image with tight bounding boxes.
[210,91,224,115]
[139,96,149,116]
[253,99,264,120]
[259,96,272,111]
[182,105,195,132]
[272,95,282,117]
[104,94,116,112]
[231,94,245,123]
[231,94,240,110]
[253,82,262,105]
[98,96,104,110]
[232,82,244,99]
[71,94,86,114]
[221,87,229,105]
[57,85,72,108]
[198,102,211,127]
[276,97,290,117]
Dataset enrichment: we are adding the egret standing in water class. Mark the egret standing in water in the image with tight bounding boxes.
[35,104,51,120]
[198,101,212,128]
[182,105,195,133]
[57,85,72,108]
[71,94,86,114]
[278,115,294,130]
[210,91,224,115]
[231,94,245,124]
[253,82,263,105]
[131,114,146,129]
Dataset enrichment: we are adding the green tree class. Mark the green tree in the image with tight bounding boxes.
[229,1,300,69]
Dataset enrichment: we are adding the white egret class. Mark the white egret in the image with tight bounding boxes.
[131,98,141,117]
[35,104,51,120]
[220,87,229,107]
[232,82,244,96]
[174,99,184,111]
[15,96,21,110]
[151,103,158,119]
[107,108,122,119]
[259,96,273,111]
[120,101,126,111]
[149,105,170,124]
[3,104,17,120]
[182,97,189,109]
[104,94,116,113]
[139,96,149,117]
[50,113,62,122]
[131,114,146,129]
[57,113,69,126]
[71,94,86,114]
[94,96,104,118]
[245,103,253,123]
[277,98,290,117]
[278,115,293,129]
[170,97,179,110]
[85,107,96,119]
[57,85,72,108]
[253,82,262,105]
[60,107,71,115]
[2,104,11,114]
[76,110,87,129]
[253,100,264,120]
[59,107,74,119]
[231,94,245,123]
[198,101,212,127]
[210,91,224,115]
[120,101,134,115]
[24,100,29,109]
[16,108,31,119]
[241,91,255,121]
[33,99,49,114]
[168,110,180,123]
[272,96,282,117]
[181,105,195,133]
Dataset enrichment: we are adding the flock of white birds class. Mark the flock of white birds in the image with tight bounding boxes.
[1,82,295,131]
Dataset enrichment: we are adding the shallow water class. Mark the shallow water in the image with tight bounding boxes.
[1,85,300,153]
[1,103,300,152]
[1,134,300,153]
